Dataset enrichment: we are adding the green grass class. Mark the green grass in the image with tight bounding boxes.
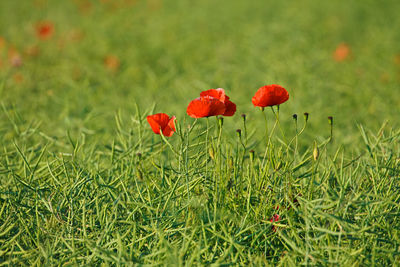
[1,0,400,265]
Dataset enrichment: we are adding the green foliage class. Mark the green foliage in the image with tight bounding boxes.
[1,105,399,265]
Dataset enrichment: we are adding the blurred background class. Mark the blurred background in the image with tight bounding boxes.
[1,0,399,146]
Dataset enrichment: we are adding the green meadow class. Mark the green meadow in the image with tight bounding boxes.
[1,0,400,265]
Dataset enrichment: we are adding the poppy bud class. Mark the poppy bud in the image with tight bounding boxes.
[313,142,319,161]
[303,112,309,123]
[292,114,297,120]
[249,150,255,161]
[328,116,334,142]
[241,113,246,121]
[136,169,143,180]
[236,129,241,138]
[228,157,234,169]
[209,146,215,160]
[328,116,333,125]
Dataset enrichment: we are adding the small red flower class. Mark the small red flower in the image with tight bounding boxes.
[200,88,236,116]
[146,113,176,137]
[252,84,289,108]
[186,96,226,118]
[36,21,54,40]
[270,214,280,232]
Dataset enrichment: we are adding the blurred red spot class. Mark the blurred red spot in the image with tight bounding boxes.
[8,48,22,67]
[104,55,120,72]
[36,21,54,40]
[13,72,24,84]
[333,43,350,62]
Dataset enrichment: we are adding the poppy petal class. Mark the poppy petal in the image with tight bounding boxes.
[223,100,236,116]
[200,88,228,102]
[186,97,226,118]
[162,116,176,137]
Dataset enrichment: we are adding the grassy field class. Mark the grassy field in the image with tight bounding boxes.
[1,0,400,265]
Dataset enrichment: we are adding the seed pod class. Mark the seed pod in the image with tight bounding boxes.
[328,116,333,125]
[313,142,319,161]
[236,129,242,138]
[228,157,234,169]
[249,150,255,161]
[275,161,282,171]
[209,146,215,160]
[304,112,309,123]
[136,169,143,180]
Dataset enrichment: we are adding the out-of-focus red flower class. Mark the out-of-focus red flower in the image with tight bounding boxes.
[333,43,350,62]
[252,84,289,108]
[36,21,54,40]
[200,88,236,116]
[8,48,22,67]
[186,96,226,118]
[104,55,120,72]
[13,72,24,84]
[270,214,280,232]
[147,113,176,137]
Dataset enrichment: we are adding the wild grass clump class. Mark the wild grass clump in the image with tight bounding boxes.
[1,104,399,265]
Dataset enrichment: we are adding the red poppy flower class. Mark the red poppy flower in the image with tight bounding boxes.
[36,21,54,40]
[200,88,237,116]
[146,113,176,137]
[252,84,289,108]
[186,96,226,118]
[270,214,280,232]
